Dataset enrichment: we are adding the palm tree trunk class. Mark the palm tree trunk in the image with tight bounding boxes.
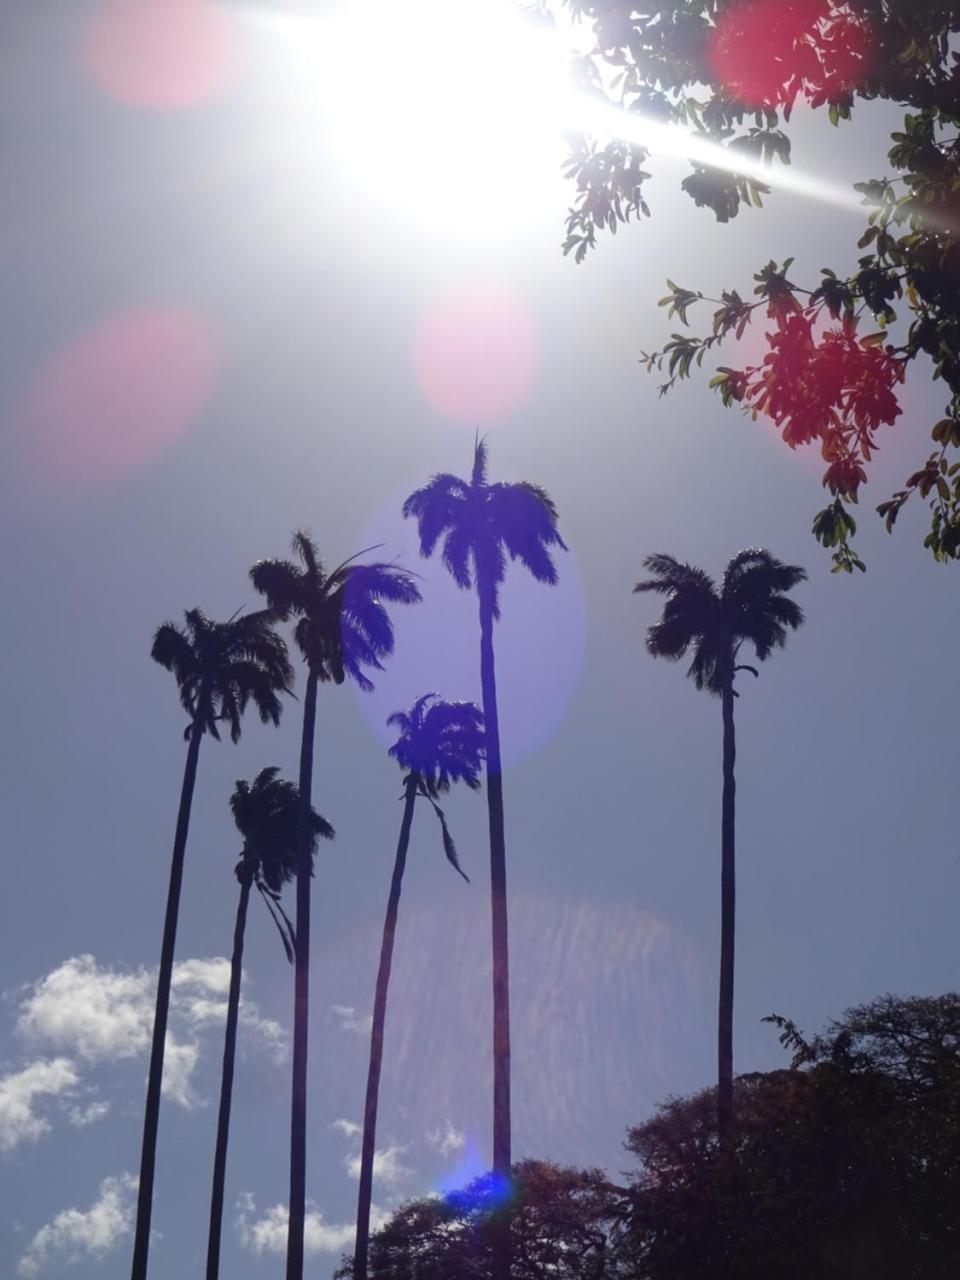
[353,775,418,1280]
[206,869,252,1280]
[131,716,204,1280]
[479,588,512,1280]
[287,668,318,1280]
[718,672,736,1148]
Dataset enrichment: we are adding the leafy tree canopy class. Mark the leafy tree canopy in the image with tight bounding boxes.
[626,991,960,1277]
[559,0,960,570]
[347,993,960,1278]
[335,1161,630,1280]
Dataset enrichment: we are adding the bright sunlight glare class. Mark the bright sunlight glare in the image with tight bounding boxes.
[259,0,571,234]
[248,0,867,234]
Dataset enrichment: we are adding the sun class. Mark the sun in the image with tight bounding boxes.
[257,0,573,235]
[245,0,864,244]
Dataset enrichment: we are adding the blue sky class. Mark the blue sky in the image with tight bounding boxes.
[1,2,958,1277]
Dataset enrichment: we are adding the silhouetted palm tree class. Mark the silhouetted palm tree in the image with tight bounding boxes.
[206,768,334,1280]
[132,609,292,1280]
[250,532,420,1280]
[635,550,806,1144]
[353,695,484,1280]
[403,438,566,1270]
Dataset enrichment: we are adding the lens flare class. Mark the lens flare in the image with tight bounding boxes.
[350,487,585,768]
[315,893,706,1174]
[709,0,873,108]
[84,0,237,110]
[15,307,218,493]
[414,287,539,424]
[443,1167,513,1210]
[434,1137,490,1197]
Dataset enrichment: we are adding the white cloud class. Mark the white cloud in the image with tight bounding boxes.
[0,1059,79,1154]
[344,1144,412,1190]
[66,1101,110,1128]
[161,1035,200,1108]
[18,956,152,1062]
[331,1118,361,1139]
[427,1120,466,1158]
[171,956,231,996]
[16,1172,137,1277]
[331,1004,372,1035]
[173,957,287,1059]
[14,954,288,1117]
[236,1193,386,1257]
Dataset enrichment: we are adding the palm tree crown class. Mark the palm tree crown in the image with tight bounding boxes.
[387,694,484,882]
[231,767,334,894]
[401,437,566,618]
[250,532,421,691]
[151,608,293,740]
[634,549,807,692]
[387,694,485,800]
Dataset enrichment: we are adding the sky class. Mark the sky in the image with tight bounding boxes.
[1,1,958,1277]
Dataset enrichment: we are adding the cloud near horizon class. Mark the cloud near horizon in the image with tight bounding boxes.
[235,1192,388,1257]
[16,1172,137,1277]
[1,954,287,1151]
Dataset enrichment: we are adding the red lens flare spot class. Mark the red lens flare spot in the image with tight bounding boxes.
[17,308,218,493]
[414,287,539,422]
[84,0,236,110]
[710,0,872,109]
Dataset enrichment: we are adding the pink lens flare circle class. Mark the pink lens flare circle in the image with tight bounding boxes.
[84,0,236,110]
[414,287,539,422]
[18,307,218,492]
[709,0,872,109]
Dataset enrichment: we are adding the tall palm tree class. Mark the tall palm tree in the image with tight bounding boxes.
[132,609,292,1280]
[250,532,421,1280]
[353,694,484,1280]
[402,438,566,1256]
[206,768,334,1280]
[635,549,806,1145]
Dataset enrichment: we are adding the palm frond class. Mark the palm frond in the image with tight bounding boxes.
[472,435,488,488]
[722,549,807,607]
[402,476,469,557]
[250,558,307,617]
[389,695,484,795]
[151,622,194,678]
[404,445,565,612]
[291,530,323,586]
[488,484,566,585]
[441,523,474,590]
[425,794,470,883]
[341,562,421,606]
[645,617,697,662]
[310,812,335,843]
[639,548,803,695]
[687,632,726,695]
[635,555,718,598]
[256,878,295,964]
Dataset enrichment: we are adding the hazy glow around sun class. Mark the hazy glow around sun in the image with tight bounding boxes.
[268,0,573,234]
[248,0,863,236]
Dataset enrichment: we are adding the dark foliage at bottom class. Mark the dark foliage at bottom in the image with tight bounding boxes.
[338,994,960,1279]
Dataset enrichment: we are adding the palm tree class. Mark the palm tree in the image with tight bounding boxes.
[206,768,334,1280]
[634,549,806,1145]
[250,532,421,1280]
[353,694,484,1280]
[402,439,566,1247]
[132,609,293,1280]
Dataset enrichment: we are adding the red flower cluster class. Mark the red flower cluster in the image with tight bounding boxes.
[744,312,904,498]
